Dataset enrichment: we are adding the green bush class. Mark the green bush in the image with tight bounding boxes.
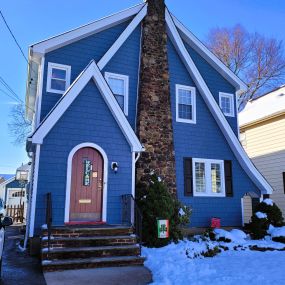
[136,173,191,247]
[246,199,284,239]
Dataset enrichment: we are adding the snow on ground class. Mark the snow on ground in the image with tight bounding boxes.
[143,237,285,285]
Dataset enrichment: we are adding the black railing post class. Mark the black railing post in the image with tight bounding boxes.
[121,194,143,255]
[46,192,52,255]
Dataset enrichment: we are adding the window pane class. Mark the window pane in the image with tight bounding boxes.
[221,96,231,114]
[195,162,206,192]
[108,78,125,95]
[178,89,192,105]
[178,88,192,120]
[115,94,124,110]
[52,68,66,80]
[211,163,222,193]
[179,104,192,120]
[51,79,66,91]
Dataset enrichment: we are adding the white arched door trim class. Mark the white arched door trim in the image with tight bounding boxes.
[64,142,108,223]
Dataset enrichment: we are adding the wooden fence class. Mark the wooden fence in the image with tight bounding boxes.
[6,203,24,223]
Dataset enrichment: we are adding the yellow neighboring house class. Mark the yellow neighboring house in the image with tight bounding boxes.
[239,85,285,222]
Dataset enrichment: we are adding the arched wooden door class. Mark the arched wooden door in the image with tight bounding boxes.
[69,147,103,222]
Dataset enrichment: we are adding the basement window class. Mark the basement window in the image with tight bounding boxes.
[105,72,129,116]
[47,63,71,94]
[219,92,235,117]
[176,84,196,124]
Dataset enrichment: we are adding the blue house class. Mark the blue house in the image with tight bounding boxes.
[25,0,272,241]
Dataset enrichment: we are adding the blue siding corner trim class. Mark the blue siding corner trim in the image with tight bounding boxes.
[40,21,131,121]
[34,80,133,233]
[168,39,259,227]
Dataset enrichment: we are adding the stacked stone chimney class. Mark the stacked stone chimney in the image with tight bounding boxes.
[136,0,176,194]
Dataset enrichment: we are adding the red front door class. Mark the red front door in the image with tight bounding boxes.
[70,147,103,222]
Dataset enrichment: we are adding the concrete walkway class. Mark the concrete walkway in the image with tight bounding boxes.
[44,266,152,285]
[2,226,46,285]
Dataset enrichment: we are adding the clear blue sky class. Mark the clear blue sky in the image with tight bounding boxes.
[0,0,284,174]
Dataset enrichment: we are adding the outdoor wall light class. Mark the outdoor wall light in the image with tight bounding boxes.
[111,162,119,174]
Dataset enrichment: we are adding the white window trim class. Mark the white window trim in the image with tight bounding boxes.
[219,92,235,117]
[47,62,71,94]
[105,72,129,116]
[176,84,196,124]
[192,158,225,197]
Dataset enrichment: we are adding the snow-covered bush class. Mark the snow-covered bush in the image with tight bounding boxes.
[211,229,247,243]
[268,225,285,243]
[246,199,284,239]
[136,173,191,247]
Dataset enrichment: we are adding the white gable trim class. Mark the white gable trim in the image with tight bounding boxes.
[64,143,108,223]
[31,61,143,152]
[166,10,272,195]
[31,4,145,56]
[171,14,247,93]
[98,4,147,70]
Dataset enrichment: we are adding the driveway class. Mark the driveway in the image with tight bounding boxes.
[1,226,46,285]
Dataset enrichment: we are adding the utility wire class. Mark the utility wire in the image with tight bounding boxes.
[0,9,28,63]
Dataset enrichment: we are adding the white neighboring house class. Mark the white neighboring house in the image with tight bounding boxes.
[239,85,285,222]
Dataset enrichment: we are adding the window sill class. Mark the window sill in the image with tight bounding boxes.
[46,88,66,94]
[176,118,196,124]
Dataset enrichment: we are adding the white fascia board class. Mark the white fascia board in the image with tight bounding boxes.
[171,14,247,93]
[98,4,147,70]
[31,3,145,55]
[166,10,272,195]
[31,61,143,152]
[0,176,15,187]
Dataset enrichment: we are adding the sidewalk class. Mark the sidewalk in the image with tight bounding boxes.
[44,266,152,285]
[1,226,46,285]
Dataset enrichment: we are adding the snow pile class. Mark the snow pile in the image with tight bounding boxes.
[255,211,267,219]
[268,225,285,238]
[262,198,273,206]
[143,244,285,285]
[214,229,247,242]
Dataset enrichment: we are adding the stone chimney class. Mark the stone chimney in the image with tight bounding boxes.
[136,0,177,194]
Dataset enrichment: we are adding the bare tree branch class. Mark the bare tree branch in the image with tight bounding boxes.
[206,25,285,108]
[8,104,32,145]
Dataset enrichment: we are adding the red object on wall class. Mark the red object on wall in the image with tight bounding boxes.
[211,218,221,228]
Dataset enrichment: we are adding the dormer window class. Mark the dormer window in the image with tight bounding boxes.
[219,92,235,117]
[47,63,71,94]
[105,72,129,115]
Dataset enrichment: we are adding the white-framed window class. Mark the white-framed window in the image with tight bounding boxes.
[47,63,71,94]
[193,158,225,197]
[176,84,196,124]
[219,92,235,117]
[105,72,129,115]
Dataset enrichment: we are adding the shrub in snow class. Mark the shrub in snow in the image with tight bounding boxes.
[268,225,285,244]
[246,199,284,239]
[136,173,191,247]
[211,229,247,243]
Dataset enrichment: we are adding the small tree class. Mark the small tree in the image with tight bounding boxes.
[246,199,284,239]
[136,173,191,247]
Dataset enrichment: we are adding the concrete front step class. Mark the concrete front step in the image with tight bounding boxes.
[42,244,140,260]
[42,256,146,272]
[42,235,137,248]
[42,226,133,238]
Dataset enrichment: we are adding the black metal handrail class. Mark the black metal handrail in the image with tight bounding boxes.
[45,192,52,256]
[121,194,143,255]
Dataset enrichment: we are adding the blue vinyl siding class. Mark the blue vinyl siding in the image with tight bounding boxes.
[34,80,133,233]
[40,21,131,121]
[103,24,142,129]
[183,41,238,135]
[168,40,259,227]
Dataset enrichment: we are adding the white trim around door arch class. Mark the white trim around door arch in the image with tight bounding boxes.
[64,142,108,223]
